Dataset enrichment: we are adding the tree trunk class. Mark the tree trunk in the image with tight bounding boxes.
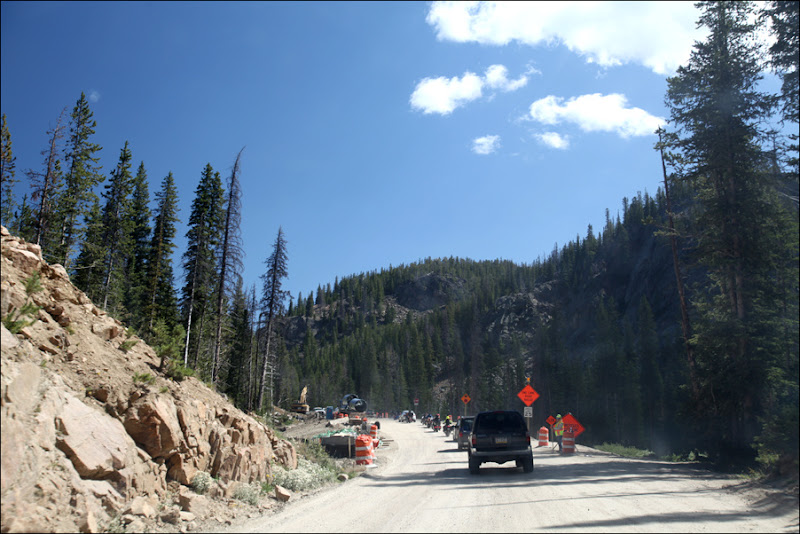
[658,130,698,400]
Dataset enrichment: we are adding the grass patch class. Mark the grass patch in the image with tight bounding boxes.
[294,439,337,472]
[595,442,654,458]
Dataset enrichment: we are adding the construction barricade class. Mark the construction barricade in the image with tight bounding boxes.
[562,431,575,454]
[355,434,375,465]
[537,426,549,447]
[370,424,380,448]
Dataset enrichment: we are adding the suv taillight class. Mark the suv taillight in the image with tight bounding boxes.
[526,433,531,445]
[471,434,476,446]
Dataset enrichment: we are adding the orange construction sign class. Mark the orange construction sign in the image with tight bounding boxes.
[517,385,539,406]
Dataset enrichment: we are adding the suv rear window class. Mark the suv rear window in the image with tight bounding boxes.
[474,411,525,433]
[460,419,473,432]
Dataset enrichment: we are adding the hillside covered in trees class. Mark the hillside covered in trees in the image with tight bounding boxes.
[1,1,797,471]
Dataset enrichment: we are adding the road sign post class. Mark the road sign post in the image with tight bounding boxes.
[461,394,471,417]
[517,385,539,434]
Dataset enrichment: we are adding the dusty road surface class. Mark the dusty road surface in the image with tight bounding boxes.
[224,419,798,533]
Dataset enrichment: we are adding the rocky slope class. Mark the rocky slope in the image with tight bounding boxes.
[0,226,297,533]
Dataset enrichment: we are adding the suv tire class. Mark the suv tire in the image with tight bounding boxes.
[469,456,480,474]
[522,456,533,473]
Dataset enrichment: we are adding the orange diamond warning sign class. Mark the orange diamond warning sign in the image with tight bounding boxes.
[562,413,585,437]
[517,385,539,406]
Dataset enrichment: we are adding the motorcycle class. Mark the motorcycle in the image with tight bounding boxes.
[443,421,454,437]
[433,420,441,432]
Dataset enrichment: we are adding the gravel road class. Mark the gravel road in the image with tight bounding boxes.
[224,419,798,533]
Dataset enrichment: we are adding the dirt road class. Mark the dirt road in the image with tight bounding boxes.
[225,419,798,533]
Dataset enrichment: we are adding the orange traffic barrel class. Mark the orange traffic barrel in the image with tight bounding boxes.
[370,424,380,443]
[563,431,575,454]
[537,426,549,447]
[355,435,374,465]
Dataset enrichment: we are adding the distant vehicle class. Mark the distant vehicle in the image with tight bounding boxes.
[468,410,533,474]
[313,407,325,419]
[398,410,415,423]
[454,416,475,450]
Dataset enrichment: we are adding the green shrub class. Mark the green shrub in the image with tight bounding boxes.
[191,472,212,494]
[294,439,336,472]
[132,372,155,385]
[119,339,138,353]
[163,358,194,382]
[272,458,336,492]
[233,483,261,506]
[2,272,44,334]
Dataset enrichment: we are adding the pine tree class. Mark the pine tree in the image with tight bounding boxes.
[57,92,103,267]
[72,198,104,302]
[13,193,36,242]
[26,108,67,250]
[143,172,180,333]
[0,114,17,228]
[100,141,135,314]
[223,277,251,407]
[212,149,245,385]
[664,0,793,455]
[245,284,260,411]
[181,164,225,367]
[125,162,151,329]
[257,226,289,412]
[763,0,799,169]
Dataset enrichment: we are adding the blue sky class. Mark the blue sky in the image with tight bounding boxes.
[0,1,783,303]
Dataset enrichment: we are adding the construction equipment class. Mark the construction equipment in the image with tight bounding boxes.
[339,393,367,415]
[339,393,368,426]
[290,386,310,414]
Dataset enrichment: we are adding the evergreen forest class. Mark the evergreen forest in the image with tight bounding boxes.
[1,1,797,472]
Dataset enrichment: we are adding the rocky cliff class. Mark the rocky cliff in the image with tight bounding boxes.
[0,226,297,533]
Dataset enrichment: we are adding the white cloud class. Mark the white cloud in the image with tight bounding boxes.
[535,132,570,149]
[410,72,483,115]
[484,65,527,92]
[426,1,705,75]
[411,64,527,115]
[528,93,665,138]
[472,135,501,155]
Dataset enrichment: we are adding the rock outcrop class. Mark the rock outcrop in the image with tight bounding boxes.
[0,226,296,533]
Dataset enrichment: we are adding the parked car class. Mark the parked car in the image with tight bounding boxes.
[467,410,533,474]
[312,407,325,419]
[454,416,475,450]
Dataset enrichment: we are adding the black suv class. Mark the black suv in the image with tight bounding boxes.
[468,410,533,474]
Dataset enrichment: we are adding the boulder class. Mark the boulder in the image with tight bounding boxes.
[55,394,134,478]
[126,495,157,518]
[178,491,209,517]
[275,485,291,502]
[124,395,183,459]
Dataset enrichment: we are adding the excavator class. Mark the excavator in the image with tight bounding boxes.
[290,385,310,414]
